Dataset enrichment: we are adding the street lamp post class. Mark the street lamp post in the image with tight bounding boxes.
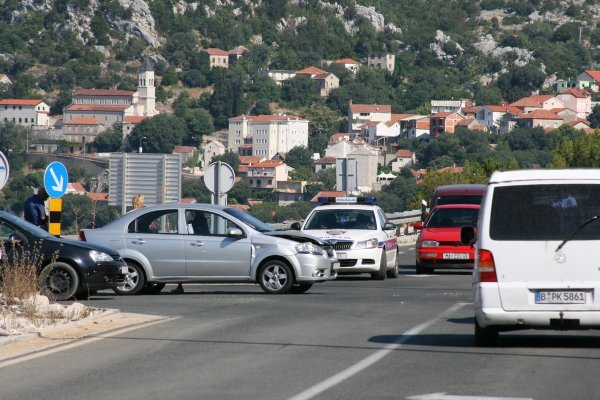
[138,136,146,153]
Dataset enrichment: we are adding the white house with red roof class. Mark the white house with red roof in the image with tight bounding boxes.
[172,145,198,165]
[0,99,50,127]
[228,114,309,158]
[295,66,339,96]
[475,105,522,132]
[515,109,563,130]
[332,58,361,74]
[509,95,563,113]
[314,156,336,172]
[205,48,230,68]
[62,117,104,153]
[576,70,600,92]
[390,149,415,172]
[245,160,292,189]
[347,100,392,133]
[555,88,592,119]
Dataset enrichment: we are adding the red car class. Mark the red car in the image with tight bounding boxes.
[414,204,480,274]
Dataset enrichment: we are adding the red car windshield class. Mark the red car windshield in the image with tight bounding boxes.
[425,207,479,228]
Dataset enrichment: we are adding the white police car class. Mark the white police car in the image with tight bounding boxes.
[292,197,399,279]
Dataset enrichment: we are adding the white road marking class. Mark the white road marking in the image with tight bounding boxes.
[0,317,175,369]
[287,303,468,400]
[407,393,531,400]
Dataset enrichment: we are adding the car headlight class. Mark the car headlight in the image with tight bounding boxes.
[421,240,439,248]
[355,238,379,249]
[295,243,325,255]
[89,250,113,262]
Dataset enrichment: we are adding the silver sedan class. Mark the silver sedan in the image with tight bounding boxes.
[79,203,338,295]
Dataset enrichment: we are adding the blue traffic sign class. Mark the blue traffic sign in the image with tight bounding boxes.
[0,150,9,191]
[44,161,69,198]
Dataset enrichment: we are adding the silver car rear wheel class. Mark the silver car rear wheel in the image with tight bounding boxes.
[113,261,145,295]
[258,260,294,294]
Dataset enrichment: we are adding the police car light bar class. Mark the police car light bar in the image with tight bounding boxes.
[317,196,377,204]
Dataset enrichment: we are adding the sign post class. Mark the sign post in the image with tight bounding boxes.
[44,161,69,237]
[203,161,235,206]
[0,151,9,191]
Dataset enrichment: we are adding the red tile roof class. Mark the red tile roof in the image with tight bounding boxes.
[315,156,336,164]
[75,89,134,97]
[349,103,391,113]
[172,146,196,153]
[390,113,416,122]
[228,46,248,55]
[0,99,44,106]
[395,150,414,158]
[485,105,522,114]
[295,66,328,75]
[180,198,196,204]
[329,133,351,143]
[124,116,148,123]
[518,110,562,119]
[239,156,265,164]
[86,192,108,202]
[559,88,590,98]
[509,95,554,108]
[248,160,284,168]
[583,70,600,82]
[65,117,102,125]
[334,58,360,65]
[205,48,229,56]
[65,104,129,112]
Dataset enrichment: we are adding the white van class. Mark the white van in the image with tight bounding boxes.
[461,169,600,346]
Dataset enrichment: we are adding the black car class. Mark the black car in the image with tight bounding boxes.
[0,211,126,301]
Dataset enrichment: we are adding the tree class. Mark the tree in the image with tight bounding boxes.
[210,150,240,171]
[549,134,600,168]
[281,75,319,107]
[180,108,214,143]
[93,127,123,152]
[589,105,600,129]
[286,146,314,170]
[300,104,340,155]
[129,114,188,153]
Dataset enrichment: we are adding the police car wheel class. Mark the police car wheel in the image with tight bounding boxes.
[371,253,387,280]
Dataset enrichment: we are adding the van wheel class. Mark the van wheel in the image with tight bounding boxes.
[371,253,387,280]
[474,319,498,347]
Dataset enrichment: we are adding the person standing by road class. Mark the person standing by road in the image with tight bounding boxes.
[24,187,50,230]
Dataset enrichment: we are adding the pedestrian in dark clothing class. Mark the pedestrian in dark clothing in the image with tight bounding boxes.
[24,188,49,229]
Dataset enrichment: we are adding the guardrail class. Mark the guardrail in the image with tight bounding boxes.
[270,209,424,235]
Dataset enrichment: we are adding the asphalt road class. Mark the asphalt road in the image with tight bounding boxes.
[1,244,600,400]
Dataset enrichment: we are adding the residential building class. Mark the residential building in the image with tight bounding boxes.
[202,140,226,167]
[555,88,592,119]
[475,105,522,132]
[390,150,415,172]
[245,160,291,189]
[228,46,248,64]
[62,117,104,153]
[172,145,198,165]
[65,182,86,195]
[332,58,361,74]
[430,99,472,115]
[122,116,148,137]
[429,112,464,137]
[509,95,563,113]
[295,66,340,96]
[315,156,336,172]
[406,116,430,139]
[361,119,400,145]
[256,69,296,85]
[205,48,229,68]
[345,146,379,194]
[515,109,563,130]
[456,118,488,132]
[228,114,309,158]
[0,99,50,127]
[576,70,600,92]
[347,101,392,133]
[0,74,11,85]
[325,136,377,159]
[275,181,307,205]
[367,53,395,73]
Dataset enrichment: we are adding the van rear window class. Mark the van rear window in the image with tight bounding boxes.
[490,184,600,241]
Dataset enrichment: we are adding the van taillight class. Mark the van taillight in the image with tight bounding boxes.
[478,249,497,282]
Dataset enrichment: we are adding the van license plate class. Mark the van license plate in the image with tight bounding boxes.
[443,253,469,260]
[535,291,586,304]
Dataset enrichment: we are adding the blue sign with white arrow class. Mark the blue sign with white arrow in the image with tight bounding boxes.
[44,161,69,198]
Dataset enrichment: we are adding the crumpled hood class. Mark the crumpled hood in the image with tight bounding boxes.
[262,230,328,246]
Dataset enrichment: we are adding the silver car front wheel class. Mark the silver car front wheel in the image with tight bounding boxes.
[258,260,294,294]
[113,261,145,295]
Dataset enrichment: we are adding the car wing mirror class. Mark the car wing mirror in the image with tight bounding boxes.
[413,221,423,230]
[226,228,244,238]
[290,222,302,230]
[460,226,476,247]
[383,222,396,231]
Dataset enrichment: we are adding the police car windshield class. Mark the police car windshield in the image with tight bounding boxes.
[304,209,377,230]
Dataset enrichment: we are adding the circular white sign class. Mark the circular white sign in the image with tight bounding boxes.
[0,151,9,191]
[203,162,235,194]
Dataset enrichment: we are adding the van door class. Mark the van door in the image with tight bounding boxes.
[486,183,600,312]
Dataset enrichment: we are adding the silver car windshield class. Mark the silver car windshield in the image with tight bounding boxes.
[223,208,274,232]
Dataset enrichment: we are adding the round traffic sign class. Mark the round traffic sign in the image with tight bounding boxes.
[0,151,9,191]
[44,161,69,198]
[203,162,235,194]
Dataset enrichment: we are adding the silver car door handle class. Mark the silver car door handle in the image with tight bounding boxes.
[191,241,204,246]
[132,239,146,244]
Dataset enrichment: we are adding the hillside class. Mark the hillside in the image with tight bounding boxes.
[0,0,599,121]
